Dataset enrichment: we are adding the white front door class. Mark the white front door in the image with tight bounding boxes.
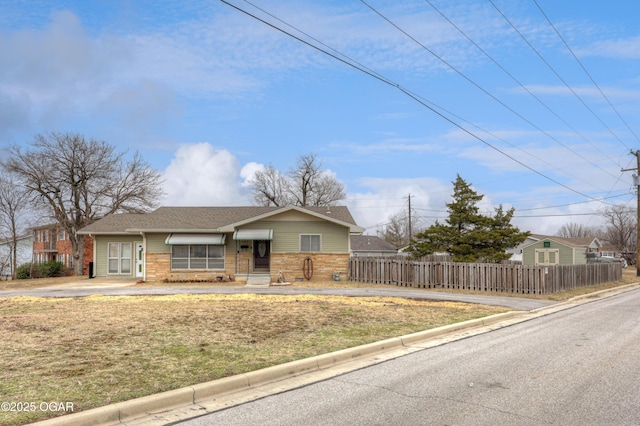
[135,242,144,278]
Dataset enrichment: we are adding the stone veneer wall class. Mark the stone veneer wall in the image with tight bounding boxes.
[270,252,349,282]
[145,252,236,282]
[144,251,349,283]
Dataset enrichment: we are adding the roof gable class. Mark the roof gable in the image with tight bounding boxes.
[219,206,362,232]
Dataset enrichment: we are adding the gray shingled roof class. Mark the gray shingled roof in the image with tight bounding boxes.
[350,235,398,252]
[79,205,361,234]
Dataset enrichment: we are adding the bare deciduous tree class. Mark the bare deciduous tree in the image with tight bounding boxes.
[2,132,164,275]
[250,154,345,207]
[378,211,410,248]
[0,173,29,279]
[251,165,288,207]
[555,222,602,239]
[599,205,637,253]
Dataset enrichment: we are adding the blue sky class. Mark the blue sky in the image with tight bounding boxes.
[1,1,639,236]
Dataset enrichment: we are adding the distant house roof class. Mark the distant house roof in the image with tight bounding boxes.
[350,235,398,254]
[78,205,364,235]
[524,234,602,249]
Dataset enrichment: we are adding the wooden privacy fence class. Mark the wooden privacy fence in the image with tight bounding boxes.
[348,257,622,294]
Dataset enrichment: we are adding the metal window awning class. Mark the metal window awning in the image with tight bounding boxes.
[165,233,226,245]
[233,229,273,240]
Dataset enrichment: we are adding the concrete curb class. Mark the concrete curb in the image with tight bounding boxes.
[32,284,640,426]
[32,310,520,426]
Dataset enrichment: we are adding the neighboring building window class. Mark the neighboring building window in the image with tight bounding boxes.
[43,230,49,242]
[300,234,321,252]
[108,242,132,274]
[171,245,225,270]
[34,230,40,242]
[58,229,65,240]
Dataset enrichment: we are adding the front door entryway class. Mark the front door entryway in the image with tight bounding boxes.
[253,240,270,272]
[135,242,144,278]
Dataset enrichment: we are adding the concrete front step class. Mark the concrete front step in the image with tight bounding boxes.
[245,274,271,286]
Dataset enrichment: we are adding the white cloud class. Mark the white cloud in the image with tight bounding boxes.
[581,36,640,59]
[240,162,265,188]
[347,177,449,235]
[162,143,251,206]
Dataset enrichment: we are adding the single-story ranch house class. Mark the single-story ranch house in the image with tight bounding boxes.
[78,205,364,284]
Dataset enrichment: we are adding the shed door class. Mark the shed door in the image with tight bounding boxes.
[535,249,559,265]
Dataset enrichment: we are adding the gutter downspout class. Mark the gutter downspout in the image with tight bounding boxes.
[139,232,147,282]
[89,234,96,278]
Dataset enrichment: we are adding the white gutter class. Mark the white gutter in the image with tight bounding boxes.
[139,232,147,282]
[89,234,96,278]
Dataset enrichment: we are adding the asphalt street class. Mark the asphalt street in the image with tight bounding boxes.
[177,288,640,426]
[0,280,554,311]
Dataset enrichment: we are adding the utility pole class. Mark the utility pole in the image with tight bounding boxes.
[622,150,640,276]
[407,194,412,243]
[636,151,640,277]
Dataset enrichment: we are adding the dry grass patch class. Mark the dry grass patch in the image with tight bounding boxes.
[0,275,88,291]
[1,293,507,425]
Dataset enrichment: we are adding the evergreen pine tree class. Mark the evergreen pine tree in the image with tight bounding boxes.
[409,175,529,262]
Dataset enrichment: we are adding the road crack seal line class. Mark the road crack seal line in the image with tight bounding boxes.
[333,377,550,424]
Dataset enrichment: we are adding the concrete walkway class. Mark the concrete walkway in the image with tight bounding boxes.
[0,278,554,311]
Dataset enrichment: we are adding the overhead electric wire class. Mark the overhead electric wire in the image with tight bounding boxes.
[514,212,607,218]
[361,0,621,182]
[221,0,621,207]
[533,0,640,147]
[489,0,632,152]
[407,84,614,192]
[423,0,623,172]
[515,192,631,211]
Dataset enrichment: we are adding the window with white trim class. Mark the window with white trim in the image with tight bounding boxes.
[171,245,225,270]
[108,242,132,274]
[300,234,321,252]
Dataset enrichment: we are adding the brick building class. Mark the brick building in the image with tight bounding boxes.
[32,224,94,275]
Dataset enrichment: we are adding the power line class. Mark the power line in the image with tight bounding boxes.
[423,0,623,174]
[514,212,609,218]
[516,192,631,211]
[533,0,640,147]
[221,0,623,207]
[489,0,631,152]
[360,0,621,181]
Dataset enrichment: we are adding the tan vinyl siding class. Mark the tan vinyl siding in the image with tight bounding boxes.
[523,240,587,265]
[95,235,142,277]
[146,233,171,253]
[572,248,587,264]
[240,220,349,252]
